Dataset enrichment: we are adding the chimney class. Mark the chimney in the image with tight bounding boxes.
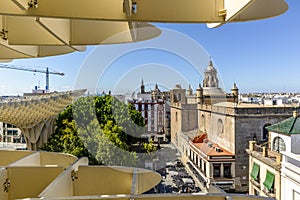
[276,153,282,164]
[293,110,298,118]
[249,141,256,151]
[262,146,268,157]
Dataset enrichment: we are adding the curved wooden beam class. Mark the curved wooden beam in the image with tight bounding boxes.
[0,0,288,23]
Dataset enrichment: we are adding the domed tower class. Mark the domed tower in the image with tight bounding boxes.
[196,83,204,104]
[231,83,239,103]
[203,59,219,88]
[140,79,145,94]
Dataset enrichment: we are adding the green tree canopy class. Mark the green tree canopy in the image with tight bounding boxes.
[43,95,148,166]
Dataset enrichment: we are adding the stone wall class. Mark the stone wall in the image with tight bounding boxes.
[170,106,181,146]
[170,103,198,145]
[171,95,297,192]
[197,104,292,192]
[181,104,198,132]
[234,115,290,192]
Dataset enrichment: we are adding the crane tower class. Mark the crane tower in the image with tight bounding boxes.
[0,64,64,93]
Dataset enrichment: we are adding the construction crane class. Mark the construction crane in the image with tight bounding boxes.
[0,64,64,92]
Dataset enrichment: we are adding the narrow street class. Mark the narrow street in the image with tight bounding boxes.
[144,143,203,194]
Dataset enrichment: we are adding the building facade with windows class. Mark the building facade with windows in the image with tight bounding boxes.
[188,133,235,192]
[170,60,299,192]
[247,141,281,199]
[0,122,24,143]
[247,111,300,199]
[196,102,296,192]
[129,98,167,142]
[128,80,171,142]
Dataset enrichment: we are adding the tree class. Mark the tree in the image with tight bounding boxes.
[43,95,147,166]
[73,95,146,147]
[143,139,157,154]
[42,106,98,164]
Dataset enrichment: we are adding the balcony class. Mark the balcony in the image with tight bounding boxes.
[246,141,281,171]
[250,178,260,189]
[263,187,276,198]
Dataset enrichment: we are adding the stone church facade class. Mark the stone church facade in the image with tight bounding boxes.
[170,60,298,192]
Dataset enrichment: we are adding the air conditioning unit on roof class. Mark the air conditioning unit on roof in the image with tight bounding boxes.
[215,147,223,153]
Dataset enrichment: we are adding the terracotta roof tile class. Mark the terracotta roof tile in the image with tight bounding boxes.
[192,142,233,156]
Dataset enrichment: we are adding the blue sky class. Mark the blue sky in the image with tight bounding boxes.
[0,0,299,95]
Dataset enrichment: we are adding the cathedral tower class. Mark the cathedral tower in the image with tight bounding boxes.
[231,83,239,103]
[203,59,219,88]
[187,84,193,96]
[196,84,204,104]
[141,79,145,94]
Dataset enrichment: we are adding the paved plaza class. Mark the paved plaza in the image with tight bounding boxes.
[143,143,203,194]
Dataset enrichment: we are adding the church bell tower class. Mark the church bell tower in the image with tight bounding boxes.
[203,59,219,88]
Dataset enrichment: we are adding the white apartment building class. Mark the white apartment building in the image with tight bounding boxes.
[248,110,300,200]
[281,152,300,200]
[0,122,24,143]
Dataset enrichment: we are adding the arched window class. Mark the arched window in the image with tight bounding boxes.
[273,136,286,152]
[262,123,271,141]
[217,119,224,138]
[175,112,178,122]
[178,93,181,101]
[173,94,176,102]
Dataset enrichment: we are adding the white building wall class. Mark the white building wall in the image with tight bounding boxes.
[154,104,157,132]
[0,122,23,143]
[178,133,189,157]
[264,99,275,106]
[147,111,151,132]
[270,131,291,153]
[281,153,300,200]
[0,122,3,137]
[291,135,300,154]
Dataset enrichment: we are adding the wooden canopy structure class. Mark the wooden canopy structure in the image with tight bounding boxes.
[0,0,288,59]
[0,90,86,150]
